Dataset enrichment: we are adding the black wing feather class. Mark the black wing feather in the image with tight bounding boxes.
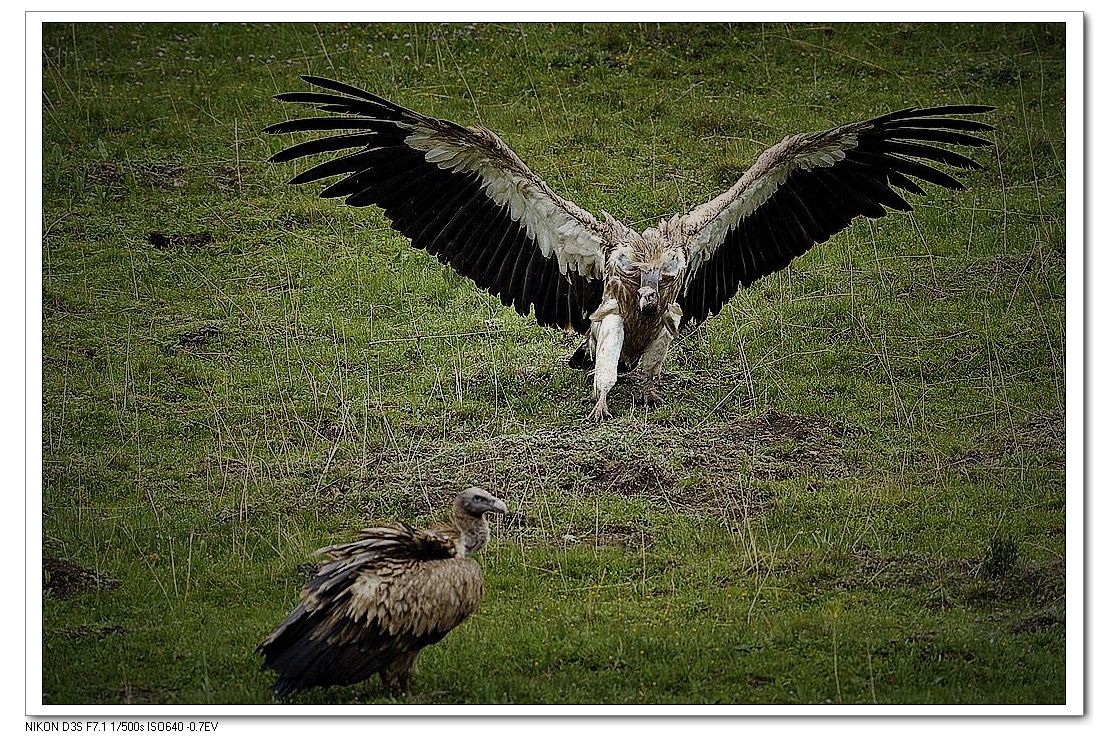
[872,127,994,148]
[267,76,602,334]
[893,117,995,133]
[680,105,993,326]
[269,133,380,163]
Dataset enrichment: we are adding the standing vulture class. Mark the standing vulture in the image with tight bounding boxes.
[266,76,994,420]
[258,487,507,697]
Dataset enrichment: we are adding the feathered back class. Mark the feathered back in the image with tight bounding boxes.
[313,523,460,563]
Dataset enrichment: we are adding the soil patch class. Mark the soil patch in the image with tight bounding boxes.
[87,161,186,191]
[1009,607,1064,634]
[176,323,222,348]
[43,557,119,598]
[86,161,126,188]
[148,231,215,250]
[214,164,245,192]
[56,623,127,640]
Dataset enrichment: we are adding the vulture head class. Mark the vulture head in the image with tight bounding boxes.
[453,487,507,556]
[455,486,509,518]
[611,231,687,319]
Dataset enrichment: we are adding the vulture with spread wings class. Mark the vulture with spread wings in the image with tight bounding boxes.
[266,76,993,420]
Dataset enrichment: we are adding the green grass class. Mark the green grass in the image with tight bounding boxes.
[40,21,1066,705]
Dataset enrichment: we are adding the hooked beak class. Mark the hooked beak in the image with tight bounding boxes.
[488,496,508,515]
[638,287,659,316]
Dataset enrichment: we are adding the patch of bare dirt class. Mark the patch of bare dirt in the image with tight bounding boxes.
[978,250,1066,284]
[1019,411,1065,453]
[586,521,652,549]
[176,323,222,347]
[297,562,321,581]
[1009,607,1064,634]
[43,557,119,598]
[86,161,125,188]
[198,455,257,481]
[56,623,127,640]
[276,211,320,231]
[148,231,215,250]
[214,164,245,192]
[135,161,186,189]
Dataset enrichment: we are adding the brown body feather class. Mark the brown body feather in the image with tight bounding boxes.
[259,489,505,697]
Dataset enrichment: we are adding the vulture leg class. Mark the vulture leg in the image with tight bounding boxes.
[635,329,673,406]
[589,311,624,422]
[379,651,419,695]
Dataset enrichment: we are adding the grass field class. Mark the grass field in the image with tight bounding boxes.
[39,21,1067,706]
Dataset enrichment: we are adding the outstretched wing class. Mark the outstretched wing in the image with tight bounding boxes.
[266,76,609,334]
[259,524,481,697]
[676,105,995,326]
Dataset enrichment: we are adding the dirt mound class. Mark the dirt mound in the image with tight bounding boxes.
[147,231,215,250]
[43,557,119,599]
[331,408,852,523]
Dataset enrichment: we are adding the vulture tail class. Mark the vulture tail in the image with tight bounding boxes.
[569,341,593,370]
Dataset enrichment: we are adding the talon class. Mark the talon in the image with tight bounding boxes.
[638,386,663,406]
[589,397,612,422]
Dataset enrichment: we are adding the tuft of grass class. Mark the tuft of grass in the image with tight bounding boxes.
[41,21,1065,705]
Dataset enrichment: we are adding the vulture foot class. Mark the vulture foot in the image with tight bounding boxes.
[381,677,410,697]
[589,396,612,422]
[637,383,664,406]
[380,652,417,696]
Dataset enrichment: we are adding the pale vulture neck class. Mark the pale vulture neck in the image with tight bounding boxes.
[454,512,490,557]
